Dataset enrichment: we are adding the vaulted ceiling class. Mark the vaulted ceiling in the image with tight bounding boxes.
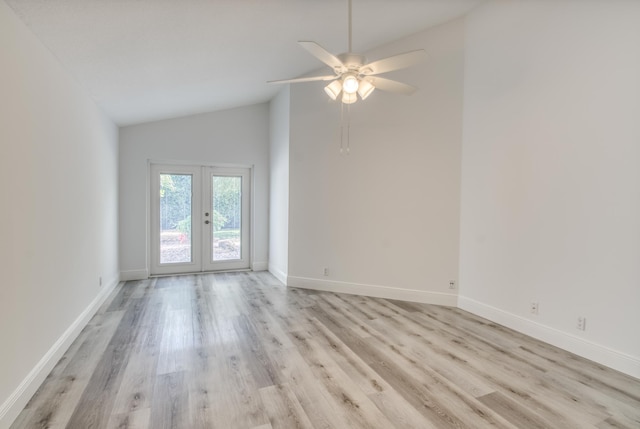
[5,0,484,126]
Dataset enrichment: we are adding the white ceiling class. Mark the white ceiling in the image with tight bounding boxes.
[5,0,484,126]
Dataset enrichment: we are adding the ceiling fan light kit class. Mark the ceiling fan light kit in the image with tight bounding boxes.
[357,79,375,100]
[342,74,359,94]
[342,92,358,105]
[268,0,428,106]
[324,80,342,100]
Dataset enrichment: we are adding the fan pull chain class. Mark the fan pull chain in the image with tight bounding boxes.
[340,102,344,154]
[346,103,351,154]
[339,102,351,155]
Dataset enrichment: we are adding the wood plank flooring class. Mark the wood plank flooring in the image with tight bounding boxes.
[11,272,640,428]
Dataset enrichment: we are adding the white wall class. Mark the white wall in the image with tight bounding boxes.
[119,104,270,278]
[460,0,640,377]
[287,18,465,305]
[0,2,119,427]
[269,88,290,284]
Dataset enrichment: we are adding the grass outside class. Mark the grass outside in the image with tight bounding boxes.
[213,228,239,240]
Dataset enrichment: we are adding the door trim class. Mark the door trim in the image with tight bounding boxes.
[148,161,253,276]
[203,166,251,272]
[149,164,202,276]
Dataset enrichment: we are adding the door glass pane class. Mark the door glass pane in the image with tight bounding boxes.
[160,174,192,264]
[212,176,241,261]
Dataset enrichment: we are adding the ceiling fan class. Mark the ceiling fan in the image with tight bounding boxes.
[268,0,427,104]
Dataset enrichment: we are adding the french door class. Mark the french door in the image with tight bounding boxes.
[150,164,251,275]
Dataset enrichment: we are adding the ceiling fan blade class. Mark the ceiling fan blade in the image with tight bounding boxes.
[298,41,344,70]
[268,75,337,84]
[361,49,427,75]
[368,77,418,95]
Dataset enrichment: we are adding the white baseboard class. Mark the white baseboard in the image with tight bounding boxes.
[0,279,120,429]
[288,276,458,307]
[268,264,288,286]
[252,261,268,272]
[120,269,148,281]
[458,295,640,379]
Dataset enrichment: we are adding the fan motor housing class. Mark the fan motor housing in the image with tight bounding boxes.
[337,53,366,71]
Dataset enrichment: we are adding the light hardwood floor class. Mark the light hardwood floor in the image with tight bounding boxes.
[11,272,640,428]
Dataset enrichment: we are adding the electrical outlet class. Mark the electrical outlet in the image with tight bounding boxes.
[577,317,586,331]
[530,302,539,314]
[323,267,329,276]
[449,280,456,289]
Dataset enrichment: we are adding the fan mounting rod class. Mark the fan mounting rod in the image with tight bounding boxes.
[348,0,353,53]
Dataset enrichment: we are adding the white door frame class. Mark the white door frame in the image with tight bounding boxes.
[149,162,252,276]
[203,166,251,272]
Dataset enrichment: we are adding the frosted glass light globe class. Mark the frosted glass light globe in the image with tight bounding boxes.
[342,75,359,94]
